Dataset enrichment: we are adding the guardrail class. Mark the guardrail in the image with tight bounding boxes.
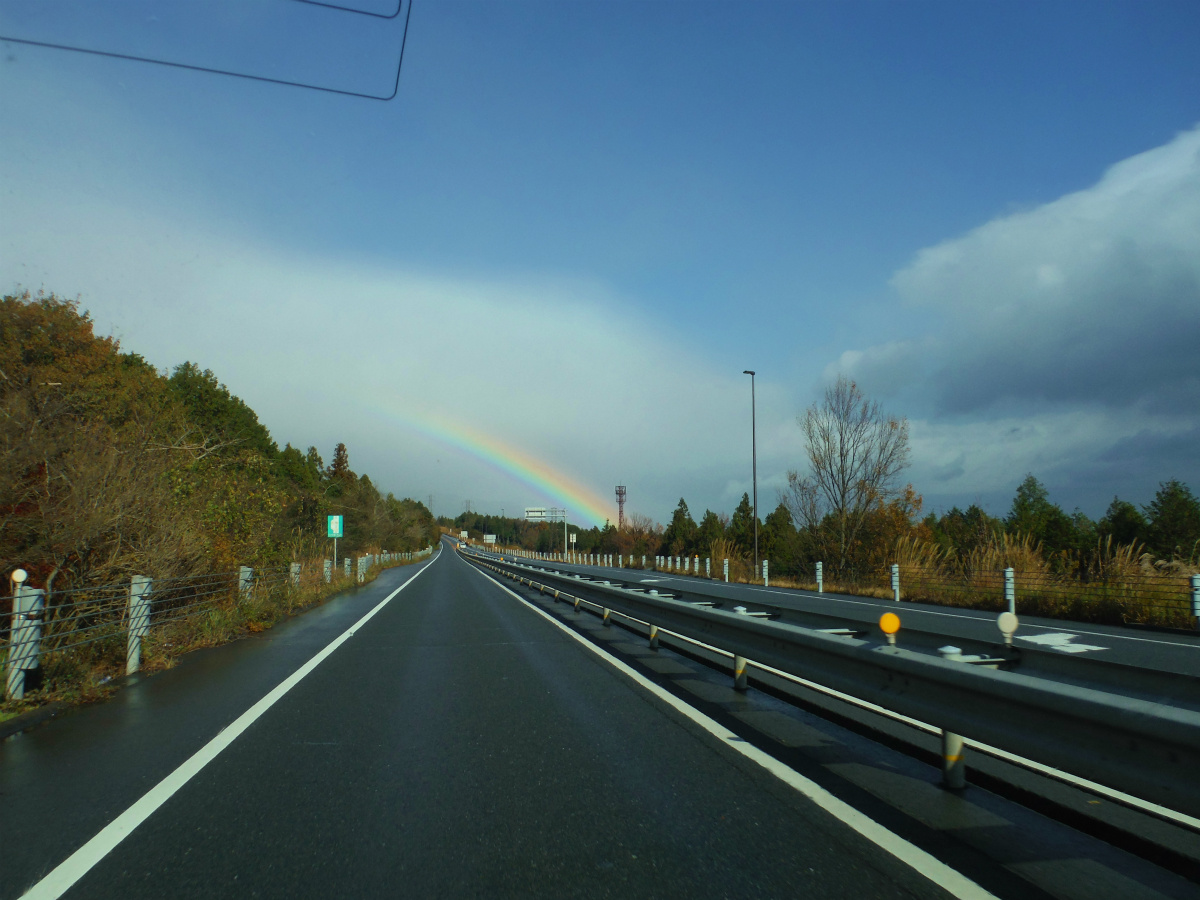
[463,548,1200,822]
[479,546,1200,630]
[2,547,434,700]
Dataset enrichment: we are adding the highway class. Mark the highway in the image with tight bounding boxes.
[487,553,1200,710]
[2,540,1197,899]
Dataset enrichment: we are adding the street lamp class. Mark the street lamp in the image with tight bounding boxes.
[743,370,758,573]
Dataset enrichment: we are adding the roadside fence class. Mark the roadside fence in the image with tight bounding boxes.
[486,547,1199,630]
[3,546,434,701]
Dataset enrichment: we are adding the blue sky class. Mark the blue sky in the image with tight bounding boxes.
[3,0,1199,527]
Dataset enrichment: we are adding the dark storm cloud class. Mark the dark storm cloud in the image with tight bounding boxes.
[834,127,1200,510]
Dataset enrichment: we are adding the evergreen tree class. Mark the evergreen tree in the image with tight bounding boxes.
[327,442,352,482]
[167,362,277,457]
[696,509,725,552]
[661,498,697,555]
[1005,475,1077,555]
[1144,480,1200,559]
[729,493,757,552]
[761,503,799,572]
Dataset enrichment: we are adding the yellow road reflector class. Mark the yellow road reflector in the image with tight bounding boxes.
[879,612,901,635]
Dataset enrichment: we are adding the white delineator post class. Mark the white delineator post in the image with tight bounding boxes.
[127,575,152,675]
[891,564,900,602]
[6,577,43,701]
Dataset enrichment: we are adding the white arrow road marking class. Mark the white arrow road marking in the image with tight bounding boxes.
[1016,632,1109,653]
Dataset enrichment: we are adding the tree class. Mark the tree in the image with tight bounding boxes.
[696,509,725,552]
[1097,497,1146,548]
[327,443,353,482]
[1005,475,1078,556]
[784,376,910,575]
[1144,480,1200,560]
[761,503,800,573]
[926,504,1002,559]
[167,362,277,458]
[728,493,757,553]
[661,498,696,555]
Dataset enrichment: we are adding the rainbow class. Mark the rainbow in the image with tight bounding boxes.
[368,407,613,526]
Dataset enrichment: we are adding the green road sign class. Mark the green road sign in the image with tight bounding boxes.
[327,515,343,538]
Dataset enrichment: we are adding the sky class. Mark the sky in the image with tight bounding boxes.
[2,0,1199,528]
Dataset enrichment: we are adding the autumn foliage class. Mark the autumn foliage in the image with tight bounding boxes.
[1,291,437,595]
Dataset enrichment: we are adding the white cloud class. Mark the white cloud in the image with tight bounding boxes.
[884,124,1200,414]
[830,125,1200,511]
[1,185,804,526]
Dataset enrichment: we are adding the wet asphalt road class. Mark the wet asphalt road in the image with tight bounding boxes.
[2,545,961,900]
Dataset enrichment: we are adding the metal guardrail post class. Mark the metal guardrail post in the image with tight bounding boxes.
[1005,567,1016,614]
[127,575,152,676]
[816,561,823,593]
[238,566,253,600]
[602,607,611,626]
[475,554,1200,816]
[290,563,301,589]
[344,558,351,578]
[6,584,44,701]
[324,560,332,584]
[648,624,659,650]
[937,646,968,789]
[891,564,900,602]
[723,559,729,583]
[733,654,748,691]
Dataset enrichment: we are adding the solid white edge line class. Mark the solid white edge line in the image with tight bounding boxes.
[486,557,1200,831]
[465,558,999,900]
[20,554,438,900]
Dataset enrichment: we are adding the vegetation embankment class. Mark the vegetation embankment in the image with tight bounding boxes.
[2,291,439,717]
[448,378,1199,629]
[1,554,423,723]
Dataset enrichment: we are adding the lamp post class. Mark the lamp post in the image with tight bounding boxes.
[743,370,758,573]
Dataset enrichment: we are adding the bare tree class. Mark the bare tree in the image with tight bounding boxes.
[784,376,910,575]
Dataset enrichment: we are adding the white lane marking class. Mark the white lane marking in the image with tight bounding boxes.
[658,633,1200,830]
[533,566,1197,652]
[718,584,1197,650]
[1016,633,1109,653]
[469,563,998,900]
[20,559,436,900]
[476,558,1200,831]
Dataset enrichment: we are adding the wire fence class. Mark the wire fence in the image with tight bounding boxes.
[497,548,1199,629]
[3,546,434,700]
[833,564,1199,629]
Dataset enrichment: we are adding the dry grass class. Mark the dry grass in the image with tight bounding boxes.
[1,552,423,718]
[871,534,1195,628]
[494,536,1195,630]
